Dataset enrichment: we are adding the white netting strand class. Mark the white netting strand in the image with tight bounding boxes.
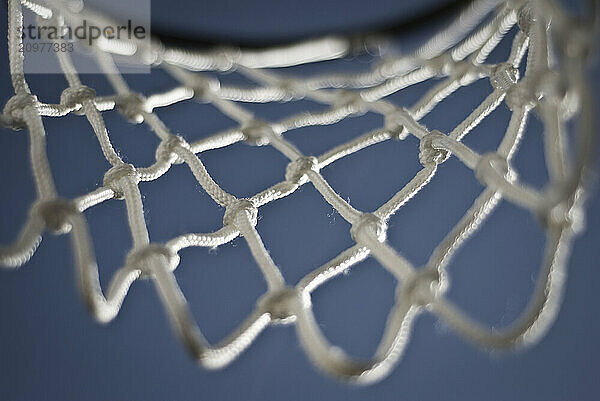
[0,0,595,384]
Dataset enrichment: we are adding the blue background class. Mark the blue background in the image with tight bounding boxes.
[1,1,599,400]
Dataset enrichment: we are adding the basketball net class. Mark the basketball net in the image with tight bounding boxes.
[1,0,595,383]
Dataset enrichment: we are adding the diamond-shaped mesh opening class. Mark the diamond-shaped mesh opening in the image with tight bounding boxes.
[44,113,112,197]
[510,112,551,189]
[320,135,423,212]
[139,167,224,241]
[199,141,290,199]
[258,185,353,284]
[85,198,133,287]
[175,243,267,344]
[310,257,396,359]
[385,155,482,266]
[444,199,545,327]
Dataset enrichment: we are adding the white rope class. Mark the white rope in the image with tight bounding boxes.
[0,0,594,384]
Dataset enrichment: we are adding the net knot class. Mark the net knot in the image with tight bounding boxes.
[33,198,79,234]
[538,185,583,233]
[350,213,387,243]
[242,119,276,146]
[419,130,450,166]
[35,12,65,29]
[60,85,96,113]
[126,243,180,278]
[541,199,582,233]
[333,90,368,115]
[475,153,515,186]
[402,267,441,307]
[558,24,593,61]
[155,134,191,165]
[36,12,67,39]
[427,53,456,76]
[285,156,319,185]
[191,75,221,101]
[223,199,258,229]
[116,92,147,124]
[258,286,300,324]
[505,82,539,111]
[490,63,519,91]
[277,78,305,100]
[2,93,38,130]
[103,163,140,199]
[384,109,410,140]
[516,3,536,34]
[212,48,238,71]
[377,57,405,78]
[538,70,580,119]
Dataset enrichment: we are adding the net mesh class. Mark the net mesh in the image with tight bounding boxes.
[0,0,595,383]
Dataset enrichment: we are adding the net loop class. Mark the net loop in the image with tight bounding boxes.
[419,130,451,166]
[223,199,258,229]
[60,85,96,114]
[155,134,190,165]
[350,213,387,243]
[103,163,140,199]
[33,198,79,234]
[258,286,300,324]
[285,156,320,186]
[126,243,180,277]
[2,93,38,130]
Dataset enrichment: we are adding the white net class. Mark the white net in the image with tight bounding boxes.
[0,0,595,384]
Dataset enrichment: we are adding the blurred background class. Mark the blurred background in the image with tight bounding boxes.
[0,0,599,400]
